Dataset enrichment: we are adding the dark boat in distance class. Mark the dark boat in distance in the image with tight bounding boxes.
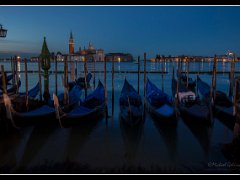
[146,78,176,122]
[120,79,143,126]
[53,80,105,128]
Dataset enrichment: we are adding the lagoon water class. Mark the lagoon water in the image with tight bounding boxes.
[0,60,239,173]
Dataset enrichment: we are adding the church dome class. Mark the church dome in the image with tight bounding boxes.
[88,42,95,50]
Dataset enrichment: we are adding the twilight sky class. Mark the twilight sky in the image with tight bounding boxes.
[0,6,240,59]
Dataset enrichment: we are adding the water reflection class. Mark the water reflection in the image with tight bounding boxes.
[0,132,21,173]
[181,117,212,159]
[152,119,178,161]
[17,124,58,169]
[0,60,237,173]
[65,118,102,161]
[120,116,144,165]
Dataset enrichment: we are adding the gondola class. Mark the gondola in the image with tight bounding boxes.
[119,79,143,126]
[8,82,42,112]
[196,75,235,129]
[179,73,196,91]
[56,84,82,109]
[172,77,211,124]
[3,93,56,128]
[0,80,21,96]
[68,73,92,90]
[152,118,177,160]
[19,82,40,98]
[146,78,176,122]
[53,80,105,128]
[120,114,144,163]
[0,74,14,88]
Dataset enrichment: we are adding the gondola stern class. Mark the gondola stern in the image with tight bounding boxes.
[53,93,65,128]
[3,93,20,129]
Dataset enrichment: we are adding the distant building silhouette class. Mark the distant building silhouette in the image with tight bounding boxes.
[67,32,105,61]
[69,31,74,55]
[105,53,134,62]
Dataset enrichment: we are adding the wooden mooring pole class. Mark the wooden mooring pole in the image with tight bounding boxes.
[211,55,217,103]
[38,58,42,101]
[104,56,108,121]
[229,54,236,97]
[94,59,96,89]
[70,55,75,81]
[15,56,20,94]
[84,57,87,99]
[186,58,189,89]
[137,56,140,95]
[10,57,15,88]
[112,56,115,116]
[75,60,78,80]
[55,56,58,96]
[1,65,7,94]
[234,77,240,138]
[64,56,68,105]
[161,57,164,92]
[176,57,181,107]
[144,53,147,118]
[24,58,29,108]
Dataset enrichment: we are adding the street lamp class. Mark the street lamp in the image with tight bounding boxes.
[0,24,7,38]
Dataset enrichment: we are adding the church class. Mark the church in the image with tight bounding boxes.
[67,32,105,62]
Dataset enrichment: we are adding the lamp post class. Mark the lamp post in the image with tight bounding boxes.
[0,24,7,38]
[40,37,51,102]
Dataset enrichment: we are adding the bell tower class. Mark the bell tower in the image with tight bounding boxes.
[69,31,74,54]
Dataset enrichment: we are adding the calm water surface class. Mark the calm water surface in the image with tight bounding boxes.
[0,61,238,173]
